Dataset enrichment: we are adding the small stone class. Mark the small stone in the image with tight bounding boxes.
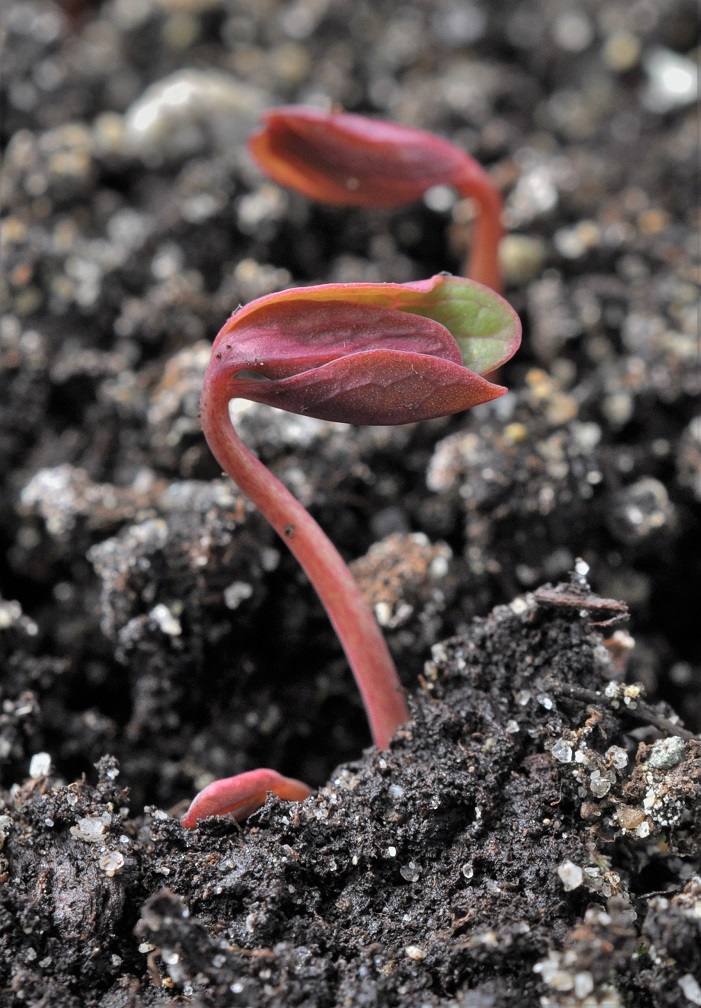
[643,48,699,114]
[552,11,593,52]
[431,3,486,46]
[606,746,628,769]
[149,603,182,636]
[509,596,530,615]
[0,599,24,630]
[404,945,427,961]
[589,769,611,797]
[124,70,267,165]
[616,806,647,831]
[507,164,558,226]
[99,851,125,877]
[223,581,254,610]
[554,220,600,259]
[580,801,602,821]
[607,477,674,544]
[236,186,288,236]
[603,391,634,428]
[499,235,547,285]
[29,752,52,778]
[423,184,456,212]
[602,31,641,73]
[551,739,573,763]
[647,736,686,770]
[544,391,578,425]
[503,422,529,445]
[399,862,421,883]
[92,112,128,159]
[557,860,583,891]
[574,972,595,998]
[70,814,111,843]
[679,973,701,1006]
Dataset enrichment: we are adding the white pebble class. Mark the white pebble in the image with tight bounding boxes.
[29,752,52,778]
[558,860,583,891]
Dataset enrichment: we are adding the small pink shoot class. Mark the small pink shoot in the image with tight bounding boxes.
[181,769,313,828]
[184,273,520,827]
[248,106,505,292]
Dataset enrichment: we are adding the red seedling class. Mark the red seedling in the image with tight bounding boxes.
[183,273,520,827]
[248,105,504,292]
[182,769,312,829]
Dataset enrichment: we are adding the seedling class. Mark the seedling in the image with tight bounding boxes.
[248,105,504,292]
[183,274,520,827]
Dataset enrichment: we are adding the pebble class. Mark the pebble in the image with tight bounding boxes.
[554,220,600,260]
[124,69,268,165]
[499,234,547,285]
[29,751,52,778]
[70,814,111,843]
[404,945,427,961]
[647,736,685,771]
[552,11,593,53]
[589,769,611,798]
[399,862,421,882]
[100,851,126,877]
[506,163,558,226]
[607,477,674,544]
[551,739,573,764]
[616,806,646,831]
[557,860,583,891]
[642,47,699,114]
[431,3,486,47]
[678,974,701,1006]
[602,30,642,73]
[149,603,182,637]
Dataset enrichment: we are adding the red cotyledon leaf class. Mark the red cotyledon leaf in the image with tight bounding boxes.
[209,297,500,424]
[208,274,520,426]
[248,106,472,209]
[232,348,503,425]
[214,297,463,378]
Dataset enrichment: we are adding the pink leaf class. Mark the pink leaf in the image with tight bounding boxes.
[206,274,520,426]
[248,106,471,208]
[232,348,505,426]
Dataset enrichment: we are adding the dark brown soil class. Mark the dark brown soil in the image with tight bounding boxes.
[1,1,699,1006]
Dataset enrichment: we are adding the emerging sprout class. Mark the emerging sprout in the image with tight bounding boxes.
[182,769,312,829]
[249,105,505,292]
[183,273,520,827]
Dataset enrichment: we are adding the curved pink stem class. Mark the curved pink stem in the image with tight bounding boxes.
[456,160,504,294]
[200,372,410,753]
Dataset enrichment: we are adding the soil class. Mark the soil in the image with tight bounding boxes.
[1,0,699,1006]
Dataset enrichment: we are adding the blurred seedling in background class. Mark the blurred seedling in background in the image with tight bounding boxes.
[248,105,504,293]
